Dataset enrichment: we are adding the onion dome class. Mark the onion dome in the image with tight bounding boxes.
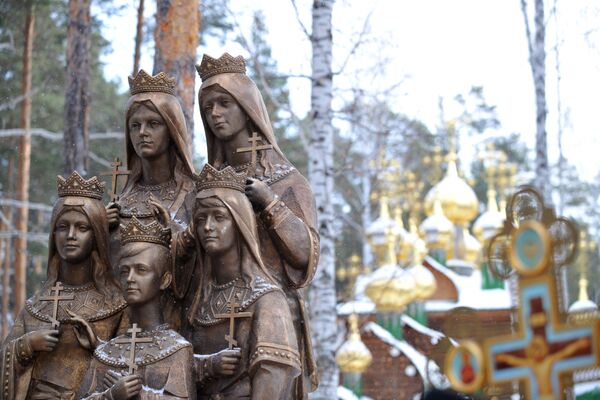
[424,154,479,225]
[473,188,504,243]
[420,200,453,250]
[462,228,482,265]
[336,314,373,374]
[409,262,437,300]
[569,276,598,313]
[366,195,398,266]
[364,264,416,312]
[393,207,412,265]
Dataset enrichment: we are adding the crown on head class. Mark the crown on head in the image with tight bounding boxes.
[196,53,246,82]
[120,216,171,248]
[128,69,176,96]
[57,172,105,200]
[194,164,246,193]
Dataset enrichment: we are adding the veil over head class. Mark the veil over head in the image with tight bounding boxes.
[199,72,289,168]
[124,91,195,191]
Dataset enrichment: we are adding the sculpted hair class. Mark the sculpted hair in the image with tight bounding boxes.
[45,197,120,300]
[119,241,172,277]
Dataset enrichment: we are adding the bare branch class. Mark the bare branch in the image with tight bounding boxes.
[333,9,373,76]
[520,0,535,60]
[290,0,311,40]
[0,88,39,112]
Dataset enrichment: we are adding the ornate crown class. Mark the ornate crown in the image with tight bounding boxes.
[128,69,176,96]
[196,53,246,82]
[57,172,105,200]
[194,164,246,192]
[120,216,171,248]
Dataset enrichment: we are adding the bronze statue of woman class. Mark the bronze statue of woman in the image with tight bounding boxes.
[0,172,127,400]
[185,164,301,399]
[193,53,320,397]
[108,69,196,328]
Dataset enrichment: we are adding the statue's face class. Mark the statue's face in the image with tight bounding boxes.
[201,88,248,141]
[128,104,171,160]
[194,199,237,255]
[119,243,164,305]
[54,209,94,264]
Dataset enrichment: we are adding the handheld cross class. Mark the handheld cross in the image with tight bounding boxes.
[101,158,131,202]
[215,301,253,349]
[114,323,153,374]
[38,282,74,329]
[235,131,273,175]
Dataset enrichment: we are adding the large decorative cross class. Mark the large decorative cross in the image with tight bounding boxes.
[101,158,131,202]
[114,323,153,374]
[235,132,273,175]
[484,275,599,399]
[38,282,75,329]
[215,301,253,349]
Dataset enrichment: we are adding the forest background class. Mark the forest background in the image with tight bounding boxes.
[2,1,600,398]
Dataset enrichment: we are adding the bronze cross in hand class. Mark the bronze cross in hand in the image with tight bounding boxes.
[215,301,252,349]
[114,323,153,374]
[235,131,273,175]
[38,282,75,329]
[101,157,131,202]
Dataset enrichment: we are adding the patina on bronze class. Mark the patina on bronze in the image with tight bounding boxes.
[108,69,197,330]
[0,172,127,400]
[182,164,301,399]
[78,211,196,400]
[191,53,320,398]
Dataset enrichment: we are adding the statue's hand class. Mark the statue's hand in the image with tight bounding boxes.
[102,370,121,391]
[245,178,275,210]
[67,309,98,351]
[211,347,242,377]
[25,329,60,353]
[149,195,171,228]
[106,202,120,230]
[109,374,142,400]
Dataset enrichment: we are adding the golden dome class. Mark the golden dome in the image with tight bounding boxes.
[409,263,437,300]
[420,200,453,249]
[336,314,373,374]
[366,195,398,266]
[473,189,504,243]
[424,157,479,225]
[364,265,416,312]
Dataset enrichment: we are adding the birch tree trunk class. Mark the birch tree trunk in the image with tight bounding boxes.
[64,0,91,174]
[153,0,199,144]
[14,2,34,313]
[133,0,145,75]
[521,0,549,201]
[308,1,338,398]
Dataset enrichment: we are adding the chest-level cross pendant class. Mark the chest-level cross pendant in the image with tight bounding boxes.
[38,282,74,329]
[215,301,253,349]
[101,157,131,202]
[115,323,153,374]
[235,131,273,174]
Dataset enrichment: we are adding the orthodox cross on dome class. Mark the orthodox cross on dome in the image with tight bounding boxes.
[235,131,273,176]
[114,323,153,374]
[38,282,74,329]
[484,276,599,399]
[215,300,253,349]
[101,157,131,202]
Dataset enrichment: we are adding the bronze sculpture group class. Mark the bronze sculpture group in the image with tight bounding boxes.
[1,53,320,400]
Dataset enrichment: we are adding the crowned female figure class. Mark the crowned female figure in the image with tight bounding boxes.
[185,164,301,399]
[108,69,196,328]
[192,53,319,397]
[0,172,127,400]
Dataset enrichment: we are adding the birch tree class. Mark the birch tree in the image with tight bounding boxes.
[153,0,199,143]
[64,0,91,174]
[307,0,338,398]
[520,0,549,200]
